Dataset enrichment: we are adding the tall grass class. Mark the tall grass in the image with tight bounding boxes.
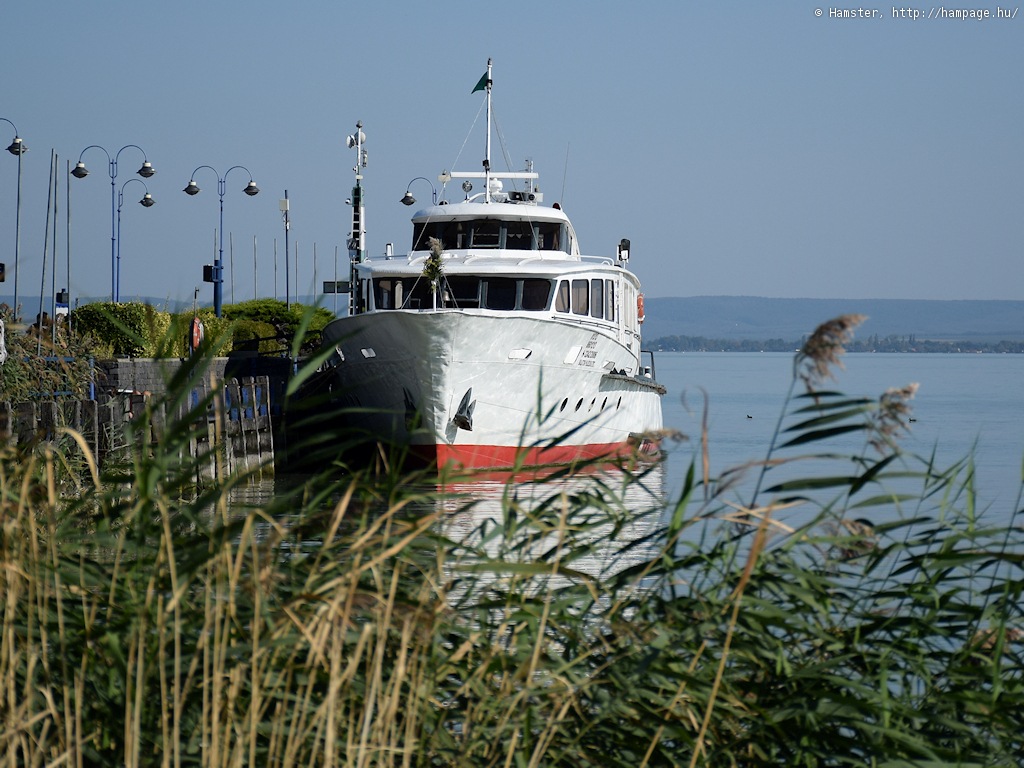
[1,316,1022,766]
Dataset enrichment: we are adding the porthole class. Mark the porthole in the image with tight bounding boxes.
[617,397,622,409]
[590,398,596,411]
[575,398,584,412]
[602,397,607,410]
[560,398,568,412]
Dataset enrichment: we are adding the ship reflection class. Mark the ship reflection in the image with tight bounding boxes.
[431,463,668,610]
[226,462,669,614]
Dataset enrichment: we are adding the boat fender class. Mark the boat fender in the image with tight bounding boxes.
[637,294,645,324]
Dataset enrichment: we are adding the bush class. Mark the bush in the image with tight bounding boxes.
[231,318,279,353]
[67,299,334,359]
[70,301,163,357]
[224,298,334,342]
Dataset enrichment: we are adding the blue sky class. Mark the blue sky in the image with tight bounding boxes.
[0,1,1021,311]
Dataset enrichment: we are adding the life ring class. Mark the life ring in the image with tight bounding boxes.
[190,316,204,352]
[637,294,645,324]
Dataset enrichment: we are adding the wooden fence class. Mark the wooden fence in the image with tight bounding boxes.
[0,376,275,483]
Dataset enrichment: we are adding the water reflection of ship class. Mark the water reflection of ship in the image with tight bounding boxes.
[434,463,667,606]
[225,463,668,605]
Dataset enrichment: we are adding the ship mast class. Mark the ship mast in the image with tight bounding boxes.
[346,121,367,314]
[483,57,493,203]
[449,60,538,201]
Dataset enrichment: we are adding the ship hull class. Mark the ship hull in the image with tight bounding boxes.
[320,311,664,470]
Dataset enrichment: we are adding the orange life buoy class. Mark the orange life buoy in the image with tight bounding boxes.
[637,294,645,324]
[190,316,204,352]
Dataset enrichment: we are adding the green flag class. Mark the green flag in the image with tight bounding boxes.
[471,72,489,93]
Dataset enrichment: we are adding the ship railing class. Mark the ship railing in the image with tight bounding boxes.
[578,255,616,266]
[640,349,658,383]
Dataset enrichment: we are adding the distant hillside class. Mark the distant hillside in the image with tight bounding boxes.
[642,297,1024,343]
[6,293,1020,344]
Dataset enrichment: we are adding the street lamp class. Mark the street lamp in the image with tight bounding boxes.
[115,179,155,303]
[184,165,259,317]
[71,144,156,302]
[1,118,27,319]
[400,176,437,206]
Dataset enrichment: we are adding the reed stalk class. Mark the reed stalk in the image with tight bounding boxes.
[1,316,1021,766]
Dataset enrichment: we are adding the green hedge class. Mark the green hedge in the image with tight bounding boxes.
[68,300,335,358]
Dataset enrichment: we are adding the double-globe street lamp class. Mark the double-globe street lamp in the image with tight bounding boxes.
[71,144,156,302]
[1,118,28,319]
[184,165,259,317]
[116,179,155,303]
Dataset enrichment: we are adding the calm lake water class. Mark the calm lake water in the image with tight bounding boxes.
[240,352,1023,533]
[657,352,1024,524]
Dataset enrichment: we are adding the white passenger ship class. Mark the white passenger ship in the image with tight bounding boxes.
[319,60,665,470]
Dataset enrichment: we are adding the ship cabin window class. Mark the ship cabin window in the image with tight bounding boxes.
[444,275,481,307]
[555,280,570,312]
[521,278,551,310]
[555,278,617,323]
[375,277,431,310]
[590,279,604,319]
[571,279,589,316]
[483,277,516,310]
[412,219,569,253]
[373,276,552,311]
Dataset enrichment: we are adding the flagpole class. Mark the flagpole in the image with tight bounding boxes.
[484,57,492,203]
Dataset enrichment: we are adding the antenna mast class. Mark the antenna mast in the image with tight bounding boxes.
[346,121,367,314]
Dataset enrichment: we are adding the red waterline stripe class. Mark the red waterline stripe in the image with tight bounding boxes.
[415,440,659,471]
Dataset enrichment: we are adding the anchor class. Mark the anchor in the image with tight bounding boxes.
[451,388,475,431]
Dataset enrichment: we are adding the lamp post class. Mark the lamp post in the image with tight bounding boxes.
[71,144,156,302]
[400,176,437,206]
[184,165,259,318]
[1,118,27,319]
[115,179,155,303]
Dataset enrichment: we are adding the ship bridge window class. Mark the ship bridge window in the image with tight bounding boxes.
[470,221,501,248]
[412,221,466,251]
[412,219,568,253]
[505,220,535,250]
[538,222,564,252]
